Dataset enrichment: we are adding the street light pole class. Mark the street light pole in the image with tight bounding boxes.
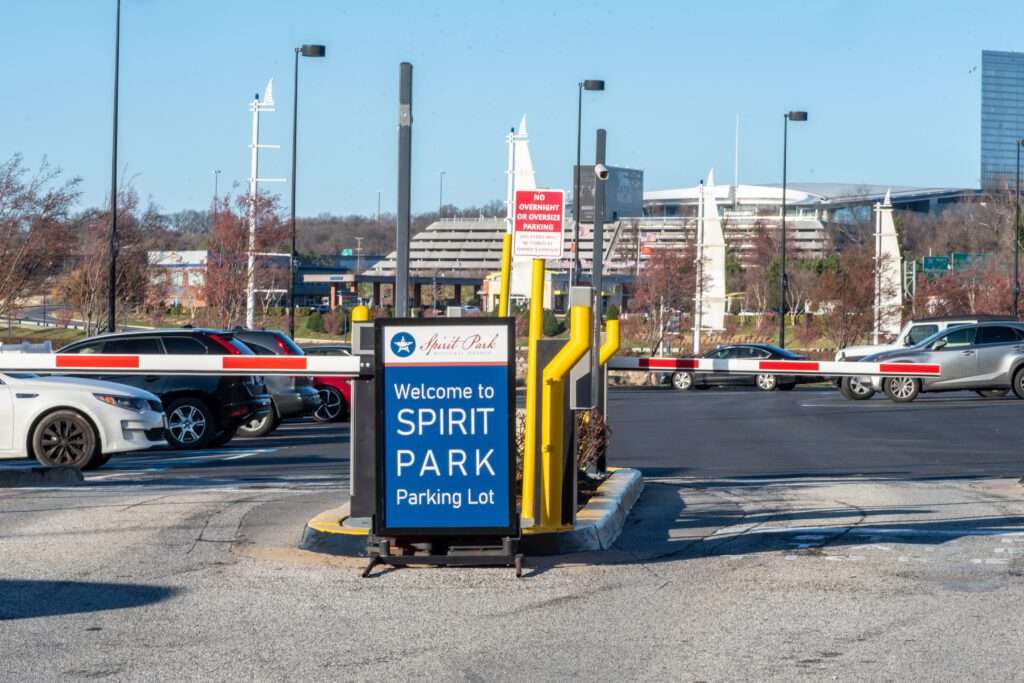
[778,110,807,348]
[107,0,121,333]
[288,44,326,338]
[1015,139,1022,317]
[211,169,221,230]
[439,171,445,219]
[572,79,604,287]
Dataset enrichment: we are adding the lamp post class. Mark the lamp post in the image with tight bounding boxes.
[288,43,326,338]
[1015,139,1023,317]
[107,0,121,332]
[439,170,445,219]
[211,169,221,230]
[778,110,807,348]
[572,79,604,287]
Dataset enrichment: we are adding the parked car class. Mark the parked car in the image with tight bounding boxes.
[0,371,165,469]
[301,343,352,422]
[58,329,272,449]
[836,314,1017,399]
[671,344,820,392]
[860,321,1024,402]
[230,329,322,436]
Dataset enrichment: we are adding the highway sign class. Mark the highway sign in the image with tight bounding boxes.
[513,189,565,259]
[374,319,516,536]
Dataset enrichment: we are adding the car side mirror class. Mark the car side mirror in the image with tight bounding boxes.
[903,337,914,346]
[931,339,948,351]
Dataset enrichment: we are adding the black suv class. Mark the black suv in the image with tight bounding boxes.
[230,329,321,437]
[59,329,272,449]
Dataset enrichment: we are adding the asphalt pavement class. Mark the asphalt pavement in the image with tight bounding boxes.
[2,388,1024,680]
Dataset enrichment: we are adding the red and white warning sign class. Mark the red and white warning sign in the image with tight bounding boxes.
[513,189,565,259]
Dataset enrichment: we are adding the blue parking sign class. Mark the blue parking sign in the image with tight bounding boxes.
[374,319,516,536]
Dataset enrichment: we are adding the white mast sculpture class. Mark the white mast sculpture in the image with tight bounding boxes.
[873,189,903,343]
[507,115,538,300]
[693,169,727,353]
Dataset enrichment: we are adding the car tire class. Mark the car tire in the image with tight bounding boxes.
[975,388,1010,399]
[671,371,694,391]
[165,398,215,450]
[208,427,238,448]
[839,376,875,400]
[755,374,778,391]
[1012,367,1024,400]
[237,412,280,438]
[883,376,920,403]
[313,386,347,422]
[31,410,101,469]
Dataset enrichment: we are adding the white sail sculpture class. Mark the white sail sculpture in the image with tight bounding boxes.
[693,170,727,352]
[507,115,539,300]
[873,190,903,343]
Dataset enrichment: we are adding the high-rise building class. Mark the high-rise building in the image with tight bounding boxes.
[981,50,1024,190]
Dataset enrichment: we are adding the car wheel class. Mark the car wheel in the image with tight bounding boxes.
[237,412,280,438]
[165,398,214,449]
[208,427,238,448]
[883,376,920,403]
[313,386,346,422]
[32,410,100,469]
[671,371,694,391]
[1013,367,1024,400]
[975,388,1010,399]
[839,376,875,400]
[755,374,778,391]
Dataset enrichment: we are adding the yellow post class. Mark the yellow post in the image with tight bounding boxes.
[598,319,620,366]
[537,304,591,531]
[497,233,513,316]
[350,305,370,343]
[520,258,545,529]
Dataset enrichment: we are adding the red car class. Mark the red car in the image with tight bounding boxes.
[301,344,352,422]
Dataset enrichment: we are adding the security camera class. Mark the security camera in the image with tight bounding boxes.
[594,163,609,181]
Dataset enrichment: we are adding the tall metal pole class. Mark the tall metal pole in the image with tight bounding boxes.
[395,62,413,317]
[288,49,300,338]
[779,114,789,348]
[211,169,220,231]
[590,129,607,411]
[246,93,261,330]
[107,0,121,333]
[439,171,445,218]
[572,83,583,288]
[1015,139,1021,317]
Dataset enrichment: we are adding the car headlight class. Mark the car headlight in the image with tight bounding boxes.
[94,394,147,412]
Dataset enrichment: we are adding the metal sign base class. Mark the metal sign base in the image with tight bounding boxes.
[362,536,523,578]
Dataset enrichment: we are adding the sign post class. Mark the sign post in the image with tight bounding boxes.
[368,318,521,575]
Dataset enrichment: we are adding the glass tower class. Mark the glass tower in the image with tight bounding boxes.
[981,50,1024,191]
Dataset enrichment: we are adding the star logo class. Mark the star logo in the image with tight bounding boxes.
[390,332,416,358]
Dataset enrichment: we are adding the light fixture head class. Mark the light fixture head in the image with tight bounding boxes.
[299,44,326,58]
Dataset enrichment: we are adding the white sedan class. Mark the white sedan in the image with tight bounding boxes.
[0,373,166,469]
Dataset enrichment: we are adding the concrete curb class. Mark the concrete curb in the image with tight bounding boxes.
[520,468,644,555]
[0,466,84,488]
[299,503,369,557]
[298,468,645,558]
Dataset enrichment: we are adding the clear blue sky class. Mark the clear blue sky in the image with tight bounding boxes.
[4,1,1022,217]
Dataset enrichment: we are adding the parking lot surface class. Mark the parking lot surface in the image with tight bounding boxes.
[1,388,1023,680]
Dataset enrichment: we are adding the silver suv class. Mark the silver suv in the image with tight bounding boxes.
[861,322,1024,402]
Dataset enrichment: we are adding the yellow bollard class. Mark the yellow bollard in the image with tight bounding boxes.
[350,305,370,344]
[599,318,620,366]
[497,233,513,317]
[537,304,591,532]
[520,258,545,529]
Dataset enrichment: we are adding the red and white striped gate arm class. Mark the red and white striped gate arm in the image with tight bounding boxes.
[606,356,941,378]
[0,353,366,377]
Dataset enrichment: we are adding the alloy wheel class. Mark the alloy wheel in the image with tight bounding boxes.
[756,374,777,391]
[888,377,916,400]
[168,404,207,445]
[315,388,343,421]
[39,417,90,465]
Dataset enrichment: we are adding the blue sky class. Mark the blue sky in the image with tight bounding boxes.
[3,1,1022,217]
